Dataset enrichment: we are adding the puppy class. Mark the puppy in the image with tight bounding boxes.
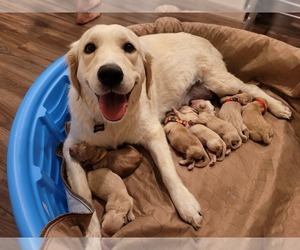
[164,111,210,170]
[190,99,242,154]
[219,92,253,142]
[173,106,226,166]
[87,168,135,237]
[242,98,274,144]
[69,143,143,178]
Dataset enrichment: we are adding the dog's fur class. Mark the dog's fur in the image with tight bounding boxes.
[69,144,143,178]
[242,98,274,144]
[219,92,253,142]
[164,111,210,169]
[63,24,291,236]
[87,168,135,237]
[173,105,226,165]
[190,99,242,154]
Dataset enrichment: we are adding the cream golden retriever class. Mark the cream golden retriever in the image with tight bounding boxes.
[63,24,291,237]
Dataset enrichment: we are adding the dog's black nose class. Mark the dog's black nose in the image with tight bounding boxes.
[97,64,124,88]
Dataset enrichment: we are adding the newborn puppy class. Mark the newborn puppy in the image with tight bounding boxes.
[242,98,274,144]
[164,111,210,170]
[69,144,143,178]
[173,106,226,166]
[87,168,135,237]
[219,92,253,142]
[190,99,242,154]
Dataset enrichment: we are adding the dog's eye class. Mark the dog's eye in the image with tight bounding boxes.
[84,43,96,54]
[123,43,135,53]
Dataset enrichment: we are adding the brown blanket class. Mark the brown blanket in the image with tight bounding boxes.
[41,17,300,239]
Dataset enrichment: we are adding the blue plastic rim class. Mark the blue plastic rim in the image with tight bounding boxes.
[7,56,70,237]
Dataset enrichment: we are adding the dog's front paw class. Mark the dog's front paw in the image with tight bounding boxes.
[85,238,102,250]
[85,212,101,237]
[173,187,202,230]
[269,101,292,119]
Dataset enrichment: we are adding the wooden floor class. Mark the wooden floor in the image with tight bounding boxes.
[0,12,299,237]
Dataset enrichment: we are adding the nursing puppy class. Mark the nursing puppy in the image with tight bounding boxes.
[173,106,226,166]
[242,98,274,144]
[69,143,143,178]
[64,24,291,236]
[164,111,210,170]
[87,168,135,237]
[190,99,242,154]
[219,92,253,142]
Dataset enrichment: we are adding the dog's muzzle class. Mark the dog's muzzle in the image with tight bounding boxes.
[97,63,124,88]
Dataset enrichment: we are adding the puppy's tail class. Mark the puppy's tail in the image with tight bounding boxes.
[194,150,210,168]
[230,137,242,150]
[216,140,227,161]
[262,127,274,145]
[239,125,249,143]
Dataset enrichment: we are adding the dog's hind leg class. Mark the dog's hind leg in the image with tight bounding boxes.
[202,69,292,119]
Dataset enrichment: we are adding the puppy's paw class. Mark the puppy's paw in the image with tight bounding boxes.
[173,187,202,230]
[269,101,292,119]
[127,209,135,222]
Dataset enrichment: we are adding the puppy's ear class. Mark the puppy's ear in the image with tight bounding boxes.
[66,41,81,96]
[143,51,153,100]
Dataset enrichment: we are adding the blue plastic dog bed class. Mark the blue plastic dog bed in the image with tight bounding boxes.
[7,56,69,237]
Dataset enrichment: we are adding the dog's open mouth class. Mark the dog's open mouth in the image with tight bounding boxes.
[98,91,131,122]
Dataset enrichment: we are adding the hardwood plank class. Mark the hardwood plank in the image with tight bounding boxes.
[0,208,19,237]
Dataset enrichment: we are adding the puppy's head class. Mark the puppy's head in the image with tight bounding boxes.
[69,143,107,167]
[101,210,128,237]
[254,97,268,114]
[179,105,198,115]
[190,99,214,113]
[67,24,152,122]
[221,92,253,105]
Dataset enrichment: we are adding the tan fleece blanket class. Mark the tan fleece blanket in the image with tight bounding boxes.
[41,17,300,239]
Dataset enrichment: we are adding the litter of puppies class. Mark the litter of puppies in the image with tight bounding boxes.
[163,92,273,170]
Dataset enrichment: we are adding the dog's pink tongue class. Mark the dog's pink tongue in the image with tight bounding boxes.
[99,92,127,121]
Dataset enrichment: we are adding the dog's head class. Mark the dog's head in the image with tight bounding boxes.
[66,24,152,122]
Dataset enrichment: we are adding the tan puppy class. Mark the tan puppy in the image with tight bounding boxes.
[87,168,135,237]
[164,111,210,170]
[219,92,253,142]
[68,143,142,236]
[190,99,242,154]
[242,98,274,144]
[69,144,143,178]
[173,106,226,166]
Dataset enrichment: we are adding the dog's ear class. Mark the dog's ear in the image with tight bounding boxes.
[66,41,81,97]
[143,51,153,100]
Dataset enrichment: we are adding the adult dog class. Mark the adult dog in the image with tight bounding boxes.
[63,24,291,236]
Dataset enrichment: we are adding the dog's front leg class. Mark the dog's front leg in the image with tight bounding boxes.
[63,139,101,238]
[144,125,202,230]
